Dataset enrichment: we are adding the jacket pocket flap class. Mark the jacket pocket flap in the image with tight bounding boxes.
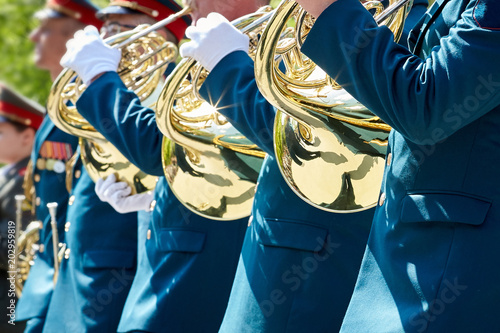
[257,218,328,252]
[157,229,206,253]
[401,192,491,225]
[83,250,135,269]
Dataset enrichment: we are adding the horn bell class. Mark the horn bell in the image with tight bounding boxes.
[155,7,275,220]
[254,0,412,212]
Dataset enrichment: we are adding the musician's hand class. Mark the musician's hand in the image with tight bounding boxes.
[60,26,121,86]
[180,12,249,71]
[95,174,154,214]
[295,0,338,18]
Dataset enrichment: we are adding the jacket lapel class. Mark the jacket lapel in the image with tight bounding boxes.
[31,116,56,172]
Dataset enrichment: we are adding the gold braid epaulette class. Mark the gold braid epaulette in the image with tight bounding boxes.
[22,159,36,216]
[65,151,79,194]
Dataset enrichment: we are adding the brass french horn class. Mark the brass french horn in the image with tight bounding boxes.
[15,221,40,297]
[14,194,40,297]
[254,0,412,213]
[155,7,274,220]
[46,9,190,193]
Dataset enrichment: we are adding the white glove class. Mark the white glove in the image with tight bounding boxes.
[60,26,121,86]
[95,174,154,214]
[180,12,249,71]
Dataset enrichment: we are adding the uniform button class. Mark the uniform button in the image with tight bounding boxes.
[36,197,41,206]
[379,192,386,206]
[39,244,45,253]
[74,170,81,179]
[386,152,392,166]
[34,174,41,182]
[64,248,71,260]
[149,200,157,212]
[65,222,71,232]
[68,195,75,205]
[147,229,151,240]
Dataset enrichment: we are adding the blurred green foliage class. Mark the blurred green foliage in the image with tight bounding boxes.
[0,0,51,105]
[0,0,106,105]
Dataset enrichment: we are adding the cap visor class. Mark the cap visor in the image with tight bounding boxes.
[34,8,66,21]
[96,6,138,20]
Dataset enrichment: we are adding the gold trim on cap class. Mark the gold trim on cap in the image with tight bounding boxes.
[109,1,159,17]
[47,3,82,19]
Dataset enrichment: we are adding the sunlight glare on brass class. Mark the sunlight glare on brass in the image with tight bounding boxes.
[255,0,412,212]
[156,7,275,220]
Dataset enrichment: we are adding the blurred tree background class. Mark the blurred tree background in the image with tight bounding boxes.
[0,0,51,104]
[0,0,108,105]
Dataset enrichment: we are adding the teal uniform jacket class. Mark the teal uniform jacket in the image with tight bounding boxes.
[42,150,138,332]
[16,116,78,332]
[399,0,429,45]
[302,0,500,331]
[199,51,374,332]
[75,72,248,332]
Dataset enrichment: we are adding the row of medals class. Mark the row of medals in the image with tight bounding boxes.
[36,158,66,174]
